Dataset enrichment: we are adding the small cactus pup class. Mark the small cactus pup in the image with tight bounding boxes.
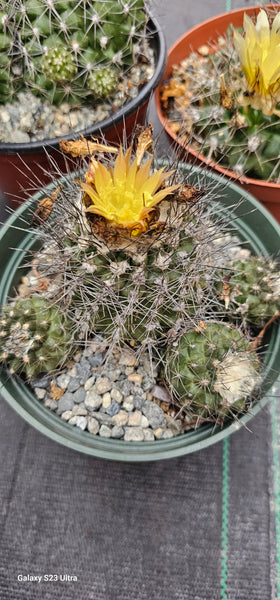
[160,7,280,183]
[0,0,154,132]
[165,321,262,426]
[0,295,75,379]
[218,256,280,328]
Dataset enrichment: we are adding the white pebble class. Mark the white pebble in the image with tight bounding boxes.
[76,416,88,430]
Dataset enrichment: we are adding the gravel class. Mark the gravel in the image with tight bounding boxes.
[29,334,183,442]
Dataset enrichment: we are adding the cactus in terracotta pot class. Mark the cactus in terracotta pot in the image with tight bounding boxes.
[160,7,280,183]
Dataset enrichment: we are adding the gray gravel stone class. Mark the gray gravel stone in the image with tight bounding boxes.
[84,376,96,391]
[56,374,71,389]
[133,394,145,409]
[87,417,100,435]
[111,426,124,439]
[142,374,155,392]
[30,376,52,389]
[124,427,144,442]
[57,393,75,415]
[162,429,174,439]
[67,378,81,392]
[85,390,102,411]
[143,429,155,441]
[99,424,112,438]
[94,377,112,394]
[61,411,73,421]
[110,388,123,403]
[76,359,91,384]
[34,387,46,400]
[72,388,86,404]
[128,410,142,427]
[165,416,183,436]
[91,412,113,426]
[88,352,104,367]
[142,401,166,429]
[105,402,120,417]
[72,405,88,416]
[112,410,128,427]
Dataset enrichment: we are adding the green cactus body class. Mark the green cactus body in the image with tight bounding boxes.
[166,322,261,421]
[225,256,280,327]
[0,295,74,378]
[0,0,147,106]
[42,46,77,83]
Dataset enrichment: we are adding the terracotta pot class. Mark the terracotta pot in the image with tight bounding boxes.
[0,16,166,210]
[155,5,280,222]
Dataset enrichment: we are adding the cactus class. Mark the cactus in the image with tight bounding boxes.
[31,132,224,354]
[219,256,280,328]
[0,295,75,378]
[1,129,276,431]
[165,322,261,423]
[160,7,280,182]
[0,0,148,105]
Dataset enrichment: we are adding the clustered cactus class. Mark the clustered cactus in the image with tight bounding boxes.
[0,295,75,378]
[0,0,148,105]
[0,128,279,429]
[160,7,280,182]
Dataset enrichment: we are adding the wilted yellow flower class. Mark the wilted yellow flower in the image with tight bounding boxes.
[234,9,280,108]
[79,146,179,234]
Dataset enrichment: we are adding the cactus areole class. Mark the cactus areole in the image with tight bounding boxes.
[0,129,279,460]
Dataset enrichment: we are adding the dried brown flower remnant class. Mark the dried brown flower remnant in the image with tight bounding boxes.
[219,74,234,110]
[135,123,154,165]
[161,77,189,109]
[220,273,233,310]
[59,135,118,158]
[32,186,62,226]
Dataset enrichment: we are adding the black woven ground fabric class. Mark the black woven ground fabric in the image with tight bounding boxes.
[0,394,278,600]
[0,1,280,598]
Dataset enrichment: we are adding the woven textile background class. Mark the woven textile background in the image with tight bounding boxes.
[0,1,280,598]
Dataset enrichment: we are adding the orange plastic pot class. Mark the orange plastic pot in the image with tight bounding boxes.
[0,16,166,210]
[155,5,280,222]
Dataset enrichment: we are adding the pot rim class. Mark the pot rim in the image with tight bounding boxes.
[0,161,279,461]
[0,14,166,155]
[155,4,280,191]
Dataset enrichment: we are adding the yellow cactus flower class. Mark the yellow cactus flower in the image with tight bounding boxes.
[79,146,179,234]
[234,9,280,103]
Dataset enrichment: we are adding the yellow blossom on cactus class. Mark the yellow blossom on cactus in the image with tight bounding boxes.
[234,9,280,100]
[79,146,179,233]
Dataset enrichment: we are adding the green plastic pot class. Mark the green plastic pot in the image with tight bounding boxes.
[0,162,279,461]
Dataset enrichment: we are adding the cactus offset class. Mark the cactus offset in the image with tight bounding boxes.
[219,256,280,327]
[0,0,148,105]
[0,295,74,378]
[165,322,261,424]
